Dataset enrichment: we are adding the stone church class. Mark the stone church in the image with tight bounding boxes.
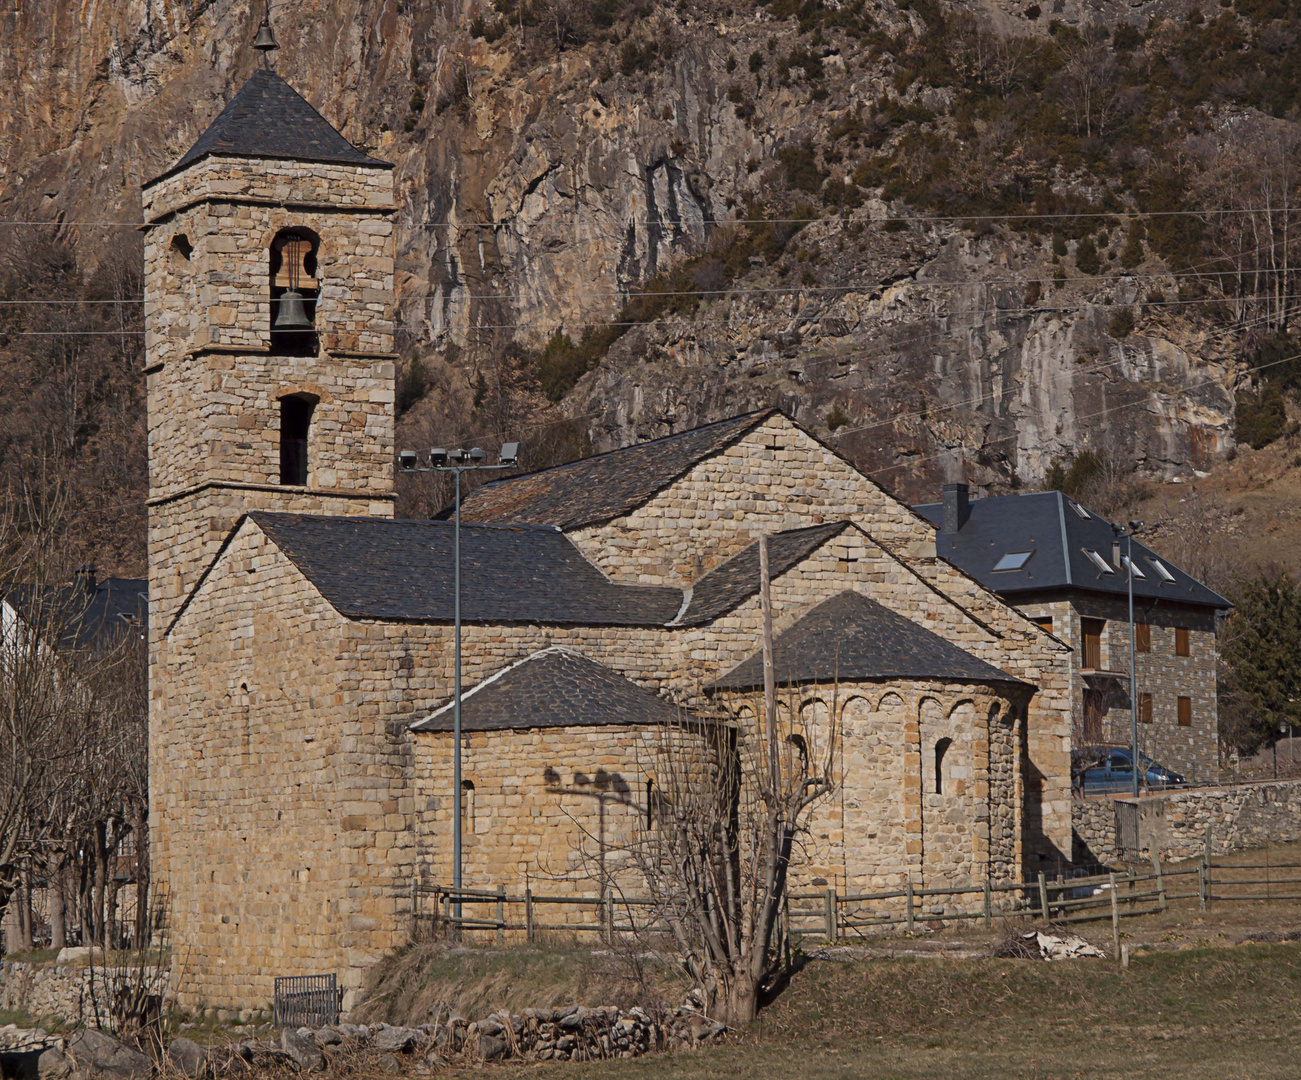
[144,70,1073,1012]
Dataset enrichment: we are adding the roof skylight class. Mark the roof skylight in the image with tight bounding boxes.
[1083,548,1115,575]
[1070,501,1091,519]
[1148,557,1177,583]
[992,551,1034,572]
[1120,555,1146,579]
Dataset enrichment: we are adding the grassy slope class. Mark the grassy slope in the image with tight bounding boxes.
[462,942,1301,1079]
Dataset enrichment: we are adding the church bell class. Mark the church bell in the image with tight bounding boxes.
[274,289,312,330]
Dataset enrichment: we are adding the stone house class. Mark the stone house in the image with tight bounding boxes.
[915,484,1232,780]
[145,69,1075,1012]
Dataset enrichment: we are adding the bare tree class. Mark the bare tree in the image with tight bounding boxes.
[607,538,837,1026]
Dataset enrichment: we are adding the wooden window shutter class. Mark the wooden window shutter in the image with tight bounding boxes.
[1135,622,1151,653]
[1175,628,1191,656]
[1140,693,1153,724]
[1177,696,1192,727]
[1081,618,1104,670]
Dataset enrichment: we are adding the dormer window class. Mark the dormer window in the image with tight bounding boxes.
[992,551,1033,572]
[270,228,319,356]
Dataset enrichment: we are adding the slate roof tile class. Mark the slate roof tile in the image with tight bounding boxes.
[455,410,774,528]
[250,512,682,625]
[709,590,1027,691]
[913,491,1231,609]
[168,70,388,176]
[677,522,851,625]
[411,647,685,732]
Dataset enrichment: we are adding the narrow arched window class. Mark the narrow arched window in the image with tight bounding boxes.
[645,778,655,830]
[269,228,320,356]
[935,737,952,794]
[279,394,315,485]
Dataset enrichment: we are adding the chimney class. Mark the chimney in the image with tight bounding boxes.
[942,483,970,534]
[74,565,97,596]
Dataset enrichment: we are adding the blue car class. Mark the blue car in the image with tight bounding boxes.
[1073,745,1188,795]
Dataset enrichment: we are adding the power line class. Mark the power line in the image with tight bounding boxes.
[0,206,1294,228]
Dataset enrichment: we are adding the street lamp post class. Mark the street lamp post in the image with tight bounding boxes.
[398,442,520,917]
[1115,520,1144,799]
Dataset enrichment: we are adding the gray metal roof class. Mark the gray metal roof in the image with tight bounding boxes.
[166,70,388,177]
[709,590,1026,692]
[456,410,774,529]
[250,513,681,625]
[912,491,1231,609]
[411,647,683,732]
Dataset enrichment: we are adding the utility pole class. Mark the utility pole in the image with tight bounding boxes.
[1115,521,1144,799]
[759,535,779,799]
[398,442,519,918]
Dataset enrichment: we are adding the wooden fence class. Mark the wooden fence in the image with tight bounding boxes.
[412,832,1301,946]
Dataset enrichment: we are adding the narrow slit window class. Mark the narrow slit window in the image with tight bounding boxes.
[934,737,952,794]
[1083,549,1115,575]
[645,779,655,830]
[992,550,1034,572]
[280,395,315,485]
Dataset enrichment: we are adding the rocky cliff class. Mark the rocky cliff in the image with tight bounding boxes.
[4,0,1277,526]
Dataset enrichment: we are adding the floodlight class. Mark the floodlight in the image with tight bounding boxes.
[1129,520,1144,533]
[468,447,487,461]
[398,450,417,470]
[499,442,520,466]
[430,447,448,466]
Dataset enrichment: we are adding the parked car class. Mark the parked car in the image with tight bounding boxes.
[1072,745,1188,795]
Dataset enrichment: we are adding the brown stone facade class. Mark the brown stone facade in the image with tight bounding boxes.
[1015,597,1219,780]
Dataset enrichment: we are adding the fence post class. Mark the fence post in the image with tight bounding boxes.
[824,887,836,942]
[983,875,992,929]
[1203,824,1213,910]
[1038,871,1050,924]
[782,895,792,970]
[1109,872,1121,965]
[525,887,535,944]
[1152,853,1166,911]
[905,880,915,933]
[496,885,505,947]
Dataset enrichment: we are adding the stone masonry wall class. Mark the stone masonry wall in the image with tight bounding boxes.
[570,414,1074,870]
[1072,779,1301,865]
[157,513,1039,1009]
[1016,597,1219,780]
[143,158,395,363]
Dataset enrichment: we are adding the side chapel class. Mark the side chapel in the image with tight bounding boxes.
[145,68,1072,1012]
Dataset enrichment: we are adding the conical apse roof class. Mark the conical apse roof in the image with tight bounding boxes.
[169,70,389,175]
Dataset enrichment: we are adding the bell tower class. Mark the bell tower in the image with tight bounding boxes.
[142,60,397,633]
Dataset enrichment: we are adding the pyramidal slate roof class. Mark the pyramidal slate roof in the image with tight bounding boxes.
[248,513,681,626]
[709,591,1028,692]
[167,70,388,176]
[455,410,775,529]
[411,648,684,732]
[912,491,1231,609]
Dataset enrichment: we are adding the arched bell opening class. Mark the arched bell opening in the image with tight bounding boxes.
[269,228,320,356]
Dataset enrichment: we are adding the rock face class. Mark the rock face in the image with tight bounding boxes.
[0,0,1244,501]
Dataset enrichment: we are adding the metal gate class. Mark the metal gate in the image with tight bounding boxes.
[273,973,338,1029]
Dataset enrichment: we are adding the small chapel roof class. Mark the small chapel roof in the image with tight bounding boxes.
[411,647,684,732]
[709,590,1028,692]
[248,512,682,626]
[166,70,389,177]
[455,410,775,529]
